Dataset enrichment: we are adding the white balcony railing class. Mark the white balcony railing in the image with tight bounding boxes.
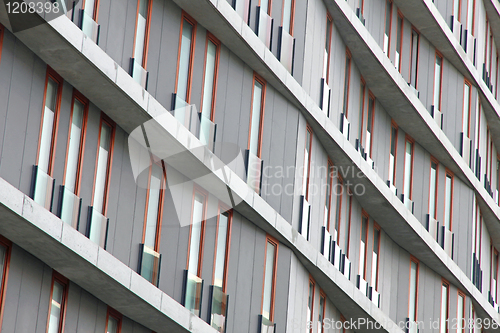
[356,275,368,297]
[450,15,462,43]
[130,57,149,89]
[430,105,443,129]
[341,254,351,280]
[368,287,380,307]
[464,29,476,64]
[320,78,331,116]
[340,113,350,140]
[321,227,332,261]
[245,150,263,194]
[426,214,439,241]
[80,9,100,44]
[460,133,472,167]
[332,241,342,271]
[400,194,414,213]
[440,226,454,259]
[278,27,294,73]
[256,6,273,49]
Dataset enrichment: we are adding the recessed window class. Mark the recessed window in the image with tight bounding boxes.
[444,172,453,231]
[457,291,465,333]
[383,0,392,56]
[323,14,333,82]
[371,225,381,290]
[302,126,313,199]
[47,273,68,333]
[200,34,220,125]
[440,280,449,333]
[395,13,403,71]
[132,0,151,69]
[433,53,443,110]
[318,292,326,333]
[105,308,122,333]
[307,278,315,332]
[342,50,351,116]
[213,207,232,290]
[409,258,419,324]
[262,236,278,322]
[282,0,295,35]
[175,13,197,107]
[249,75,266,158]
[409,29,419,89]
[324,160,333,231]
[388,122,398,186]
[359,213,368,279]
[187,189,207,277]
[429,159,439,219]
[365,94,375,158]
[403,137,414,202]
[462,81,472,138]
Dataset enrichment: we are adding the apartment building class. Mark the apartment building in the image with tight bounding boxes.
[0,0,499,332]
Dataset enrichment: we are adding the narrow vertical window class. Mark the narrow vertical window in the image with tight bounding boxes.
[457,292,465,333]
[262,236,278,322]
[307,278,315,332]
[175,13,197,109]
[466,0,474,33]
[281,0,295,35]
[388,121,398,187]
[318,292,326,333]
[139,161,166,285]
[342,50,351,117]
[324,160,333,231]
[344,194,352,256]
[249,75,266,158]
[463,81,472,138]
[409,258,419,327]
[131,0,151,87]
[433,53,443,111]
[440,280,449,333]
[492,249,499,303]
[395,12,403,72]
[365,94,375,158]
[60,91,88,227]
[358,79,366,141]
[47,272,68,333]
[0,237,11,328]
[409,29,419,89]
[187,188,207,277]
[454,0,461,21]
[323,14,333,83]
[200,34,220,124]
[429,159,439,219]
[359,213,368,279]
[88,116,115,247]
[105,308,122,333]
[302,126,313,199]
[334,177,343,242]
[80,0,100,41]
[213,207,232,290]
[35,69,63,209]
[383,0,392,56]
[371,225,381,290]
[444,171,453,231]
[403,137,414,205]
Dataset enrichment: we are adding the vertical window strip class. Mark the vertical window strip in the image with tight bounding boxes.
[371,225,381,290]
[463,81,471,137]
[324,161,333,231]
[365,94,375,158]
[440,280,449,333]
[389,122,398,186]
[303,126,313,199]
[175,13,197,106]
[429,159,438,219]
[307,278,315,332]
[187,188,207,277]
[83,0,99,20]
[433,53,443,110]
[249,74,266,158]
[262,236,278,322]
[200,34,220,121]
[318,292,326,333]
[384,0,392,56]
[344,194,352,256]
[132,0,151,69]
[92,117,115,215]
[334,176,343,242]
[0,237,11,329]
[282,0,294,35]
[324,14,333,83]
[358,79,366,141]
[457,292,465,333]
[143,161,166,250]
[105,308,122,333]
[342,50,351,117]
[395,12,403,72]
[409,29,419,88]
[444,171,453,231]
[359,213,368,279]
[409,258,419,323]
[213,206,232,291]
[47,272,68,333]
[403,138,414,201]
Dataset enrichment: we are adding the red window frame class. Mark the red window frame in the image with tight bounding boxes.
[395,11,404,72]
[440,279,450,333]
[261,235,279,322]
[325,13,333,84]
[280,0,295,35]
[212,202,233,293]
[389,120,398,186]
[360,210,369,280]
[403,135,415,200]
[62,89,89,197]
[0,236,11,329]
[132,0,152,69]
[325,159,334,232]
[408,256,419,323]
[428,156,439,219]
[248,73,267,158]
[186,185,208,278]
[463,79,472,138]
[372,223,381,290]
[444,169,454,231]
[433,51,444,111]
[105,307,123,333]
[342,48,352,117]
[46,271,69,333]
[308,276,315,333]
[174,11,197,104]
[90,113,116,216]
[141,160,167,252]
[36,67,64,177]
[384,0,393,58]
[200,32,221,121]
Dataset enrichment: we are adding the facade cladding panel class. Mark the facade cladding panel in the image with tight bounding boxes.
[0,0,499,332]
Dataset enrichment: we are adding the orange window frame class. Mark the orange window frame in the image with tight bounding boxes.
[212,203,233,293]
[389,120,398,185]
[409,27,420,89]
[372,223,381,290]
[440,279,450,333]
[463,79,472,138]
[141,160,167,251]
[81,0,100,21]
[132,0,153,69]
[62,89,89,197]
[384,0,393,58]
[403,135,415,200]
[457,290,466,333]
[308,276,315,333]
[46,271,69,333]
[428,156,439,219]
[200,32,221,121]
[342,48,352,117]
[360,210,369,280]
[174,11,197,104]
[0,236,11,330]
[318,290,326,333]
[186,185,208,278]
[444,169,454,230]
[325,159,334,232]
[36,67,64,177]
[396,11,404,72]
[105,307,123,333]
[433,51,444,111]
[90,113,116,216]
[325,13,333,84]
[261,235,279,322]
[408,256,419,322]
[248,73,267,158]
[280,0,295,35]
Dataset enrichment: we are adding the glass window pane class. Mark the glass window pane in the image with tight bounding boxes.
[47,281,64,333]
[384,0,391,54]
[214,212,229,288]
[359,218,367,277]
[64,99,84,193]
[440,284,448,333]
[282,0,292,33]
[201,41,217,119]
[38,78,59,174]
[107,316,119,333]
[463,84,470,136]
[429,162,437,218]
[84,0,96,17]
[409,261,418,322]
[188,193,204,275]
[308,281,314,322]
[343,197,351,255]
[262,240,276,321]
[133,0,149,65]
[342,56,350,115]
[404,141,412,200]
[144,163,162,248]
[457,295,464,331]
[93,123,112,214]
[249,81,263,157]
[177,20,193,104]
[444,175,452,230]
[410,31,419,87]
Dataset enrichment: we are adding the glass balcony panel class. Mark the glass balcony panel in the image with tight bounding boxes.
[259,315,276,333]
[139,244,161,286]
[183,270,204,317]
[198,113,216,151]
[460,133,471,166]
[131,58,148,89]
[279,28,294,73]
[256,7,273,49]
[209,286,229,333]
[80,10,99,43]
[332,241,341,271]
[320,78,330,114]
[341,254,351,280]
[321,226,331,260]
[246,150,263,193]
[33,165,54,210]
[60,186,81,228]
[88,207,108,248]
[441,227,454,258]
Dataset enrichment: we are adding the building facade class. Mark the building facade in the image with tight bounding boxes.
[0,0,499,332]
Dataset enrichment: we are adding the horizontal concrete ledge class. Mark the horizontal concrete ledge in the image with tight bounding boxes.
[0,178,216,333]
[0,2,497,330]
